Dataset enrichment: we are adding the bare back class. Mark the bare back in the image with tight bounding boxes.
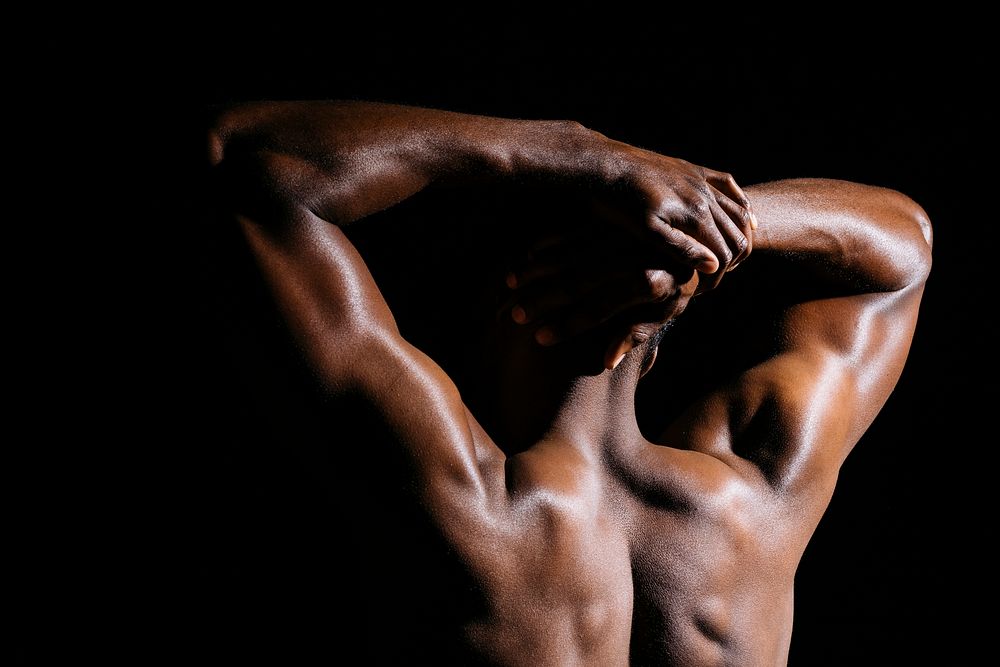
[211,103,931,664]
[480,437,800,666]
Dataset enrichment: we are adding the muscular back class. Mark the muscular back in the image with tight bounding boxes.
[416,404,826,664]
[485,437,799,666]
[209,103,930,664]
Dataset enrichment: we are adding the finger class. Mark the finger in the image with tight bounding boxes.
[701,202,735,291]
[647,213,720,274]
[707,190,751,269]
[698,201,738,292]
[710,184,754,242]
[593,195,721,274]
[704,170,753,217]
[673,194,734,275]
[705,169,758,231]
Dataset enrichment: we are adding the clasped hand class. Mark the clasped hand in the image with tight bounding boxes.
[506,141,756,370]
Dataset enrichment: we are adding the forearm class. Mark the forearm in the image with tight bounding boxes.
[209,100,604,225]
[747,179,933,292]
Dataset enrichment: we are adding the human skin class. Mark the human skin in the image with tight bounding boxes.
[207,102,931,665]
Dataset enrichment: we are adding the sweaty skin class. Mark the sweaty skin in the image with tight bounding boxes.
[207,102,931,665]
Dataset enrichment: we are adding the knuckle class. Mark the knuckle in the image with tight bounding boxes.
[653,197,682,221]
[687,178,711,198]
[683,240,704,259]
[718,246,734,266]
[690,199,711,220]
[642,269,669,298]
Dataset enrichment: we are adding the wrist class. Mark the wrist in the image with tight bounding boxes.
[478,118,611,184]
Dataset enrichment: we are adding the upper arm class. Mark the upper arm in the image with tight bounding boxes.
[739,286,925,488]
[661,230,930,496]
[236,204,506,529]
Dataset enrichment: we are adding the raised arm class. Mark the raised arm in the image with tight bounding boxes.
[663,179,932,494]
[206,101,759,529]
[210,101,753,272]
[752,179,933,292]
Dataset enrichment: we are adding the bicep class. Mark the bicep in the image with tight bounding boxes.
[665,285,925,491]
[768,284,926,462]
[784,283,923,446]
[238,207,505,521]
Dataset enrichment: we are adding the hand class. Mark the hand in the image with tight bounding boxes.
[584,135,757,289]
[506,217,701,370]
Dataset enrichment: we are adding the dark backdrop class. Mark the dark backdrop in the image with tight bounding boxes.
[31,17,989,666]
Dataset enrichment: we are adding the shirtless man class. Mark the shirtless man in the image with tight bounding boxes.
[206,101,931,665]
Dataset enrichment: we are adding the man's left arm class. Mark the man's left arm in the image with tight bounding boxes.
[661,179,932,492]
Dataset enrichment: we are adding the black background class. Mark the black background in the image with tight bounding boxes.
[24,16,989,666]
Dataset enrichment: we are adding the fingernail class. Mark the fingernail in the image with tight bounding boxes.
[611,352,627,369]
[506,273,518,289]
[699,259,719,274]
[750,211,759,230]
[512,305,527,324]
[535,327,557,346]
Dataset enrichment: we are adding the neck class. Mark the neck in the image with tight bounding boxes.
[480,322,645,456]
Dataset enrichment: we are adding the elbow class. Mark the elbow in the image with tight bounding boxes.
[894,192,933,288]
[872,187,933,290]
[913,204,933,285]
[912,201,934,251]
